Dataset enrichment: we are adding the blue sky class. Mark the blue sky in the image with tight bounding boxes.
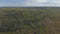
[0,0,60,6]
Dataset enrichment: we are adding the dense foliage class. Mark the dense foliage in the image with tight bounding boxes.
[0,8,60,34]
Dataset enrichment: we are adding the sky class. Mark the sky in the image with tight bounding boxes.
[0,0,60,6]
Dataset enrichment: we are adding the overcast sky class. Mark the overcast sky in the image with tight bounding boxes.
[0,0,60,6]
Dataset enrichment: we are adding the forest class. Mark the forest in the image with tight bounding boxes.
[0,7,60,34]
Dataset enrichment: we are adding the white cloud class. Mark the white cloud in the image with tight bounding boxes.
[52,0,60,4]
[24,0,60,6]
[25,0,49,4]
[33,0,48,3]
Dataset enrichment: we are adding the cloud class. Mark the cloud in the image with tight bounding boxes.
[23,0,60,6]
[25,0,49,4]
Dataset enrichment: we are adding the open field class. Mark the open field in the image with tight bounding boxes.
[0,7,60,34]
